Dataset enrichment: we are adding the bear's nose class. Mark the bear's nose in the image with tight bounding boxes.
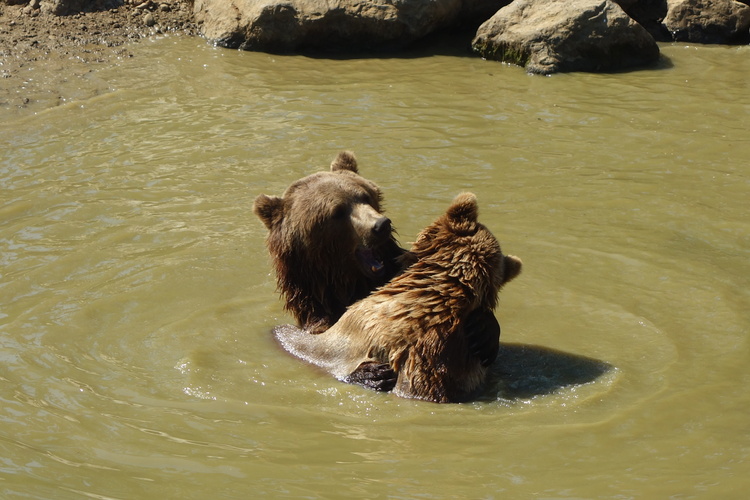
[373,217,391,235]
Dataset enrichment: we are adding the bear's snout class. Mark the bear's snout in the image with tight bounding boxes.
[351,204,392,246]
[373,216,391,236]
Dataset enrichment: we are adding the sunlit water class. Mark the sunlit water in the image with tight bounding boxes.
[1,36,749,499]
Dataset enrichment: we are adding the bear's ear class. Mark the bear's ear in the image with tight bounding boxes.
[330,151,359,173]
[446,192,479,227]
[502,255,523,284]
[253,194,284,230]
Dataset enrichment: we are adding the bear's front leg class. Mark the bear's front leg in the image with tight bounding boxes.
[464,308,501,367]
[344,361,397,392]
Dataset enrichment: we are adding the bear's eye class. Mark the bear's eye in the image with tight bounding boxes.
[332,204,348,220]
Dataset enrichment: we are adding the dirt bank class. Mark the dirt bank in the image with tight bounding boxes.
[0,0,199,113]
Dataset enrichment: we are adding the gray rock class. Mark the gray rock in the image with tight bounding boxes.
[193,0,510,52]
[472,0,660,74]
[663,0,750,43]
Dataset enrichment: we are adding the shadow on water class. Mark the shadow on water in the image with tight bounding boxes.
[273,324,613,403]
[291,29,479,60]
[481,343,614,402]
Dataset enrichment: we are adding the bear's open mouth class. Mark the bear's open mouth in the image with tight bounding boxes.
[356,246,385,278]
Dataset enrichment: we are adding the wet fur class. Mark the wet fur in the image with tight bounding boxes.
[276,193,522,403]
[254,152,408,334]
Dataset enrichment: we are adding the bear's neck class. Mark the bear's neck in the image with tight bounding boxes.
[276,252,375,332]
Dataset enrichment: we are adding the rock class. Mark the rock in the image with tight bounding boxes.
[39,0,125,15]
[663,0,750,43]
[143,12,155,26]
[193,0,509,52]
[40,0,89,15]
[471,0,660,74]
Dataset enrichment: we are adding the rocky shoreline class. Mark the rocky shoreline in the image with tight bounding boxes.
[2,0,749,112]
[0,0,197,112]
[194,0,749,74]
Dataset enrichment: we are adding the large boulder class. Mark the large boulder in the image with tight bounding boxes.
[663,0,750,43]
[193,0,509,52]
[471,0,660,74]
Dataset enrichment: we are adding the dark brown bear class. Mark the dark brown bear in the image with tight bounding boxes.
[275,192,522,403]
[253,151,408,335]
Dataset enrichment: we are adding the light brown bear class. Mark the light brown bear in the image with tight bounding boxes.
[253,151,409,335]
[276,192,522,403]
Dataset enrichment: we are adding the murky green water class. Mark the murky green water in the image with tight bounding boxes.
[2,36,749,498]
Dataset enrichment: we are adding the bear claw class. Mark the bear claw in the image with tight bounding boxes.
[344,361,397,392]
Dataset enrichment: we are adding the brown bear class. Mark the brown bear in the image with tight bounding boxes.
[253,151,409,335]
[275,192,522,403]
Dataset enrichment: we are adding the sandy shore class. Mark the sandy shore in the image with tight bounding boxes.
[0,0,198,113]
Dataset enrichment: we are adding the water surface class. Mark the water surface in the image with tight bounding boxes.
[1,37,749,498]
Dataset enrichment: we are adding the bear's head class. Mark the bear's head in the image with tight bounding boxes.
[411,192,522,311]
[253,151,404,331]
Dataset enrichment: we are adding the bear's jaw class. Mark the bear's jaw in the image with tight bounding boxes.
[355,246,385,278]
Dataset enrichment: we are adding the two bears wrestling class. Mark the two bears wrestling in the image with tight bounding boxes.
[254,151,521,403]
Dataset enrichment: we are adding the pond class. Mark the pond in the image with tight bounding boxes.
[1,36,749,498]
